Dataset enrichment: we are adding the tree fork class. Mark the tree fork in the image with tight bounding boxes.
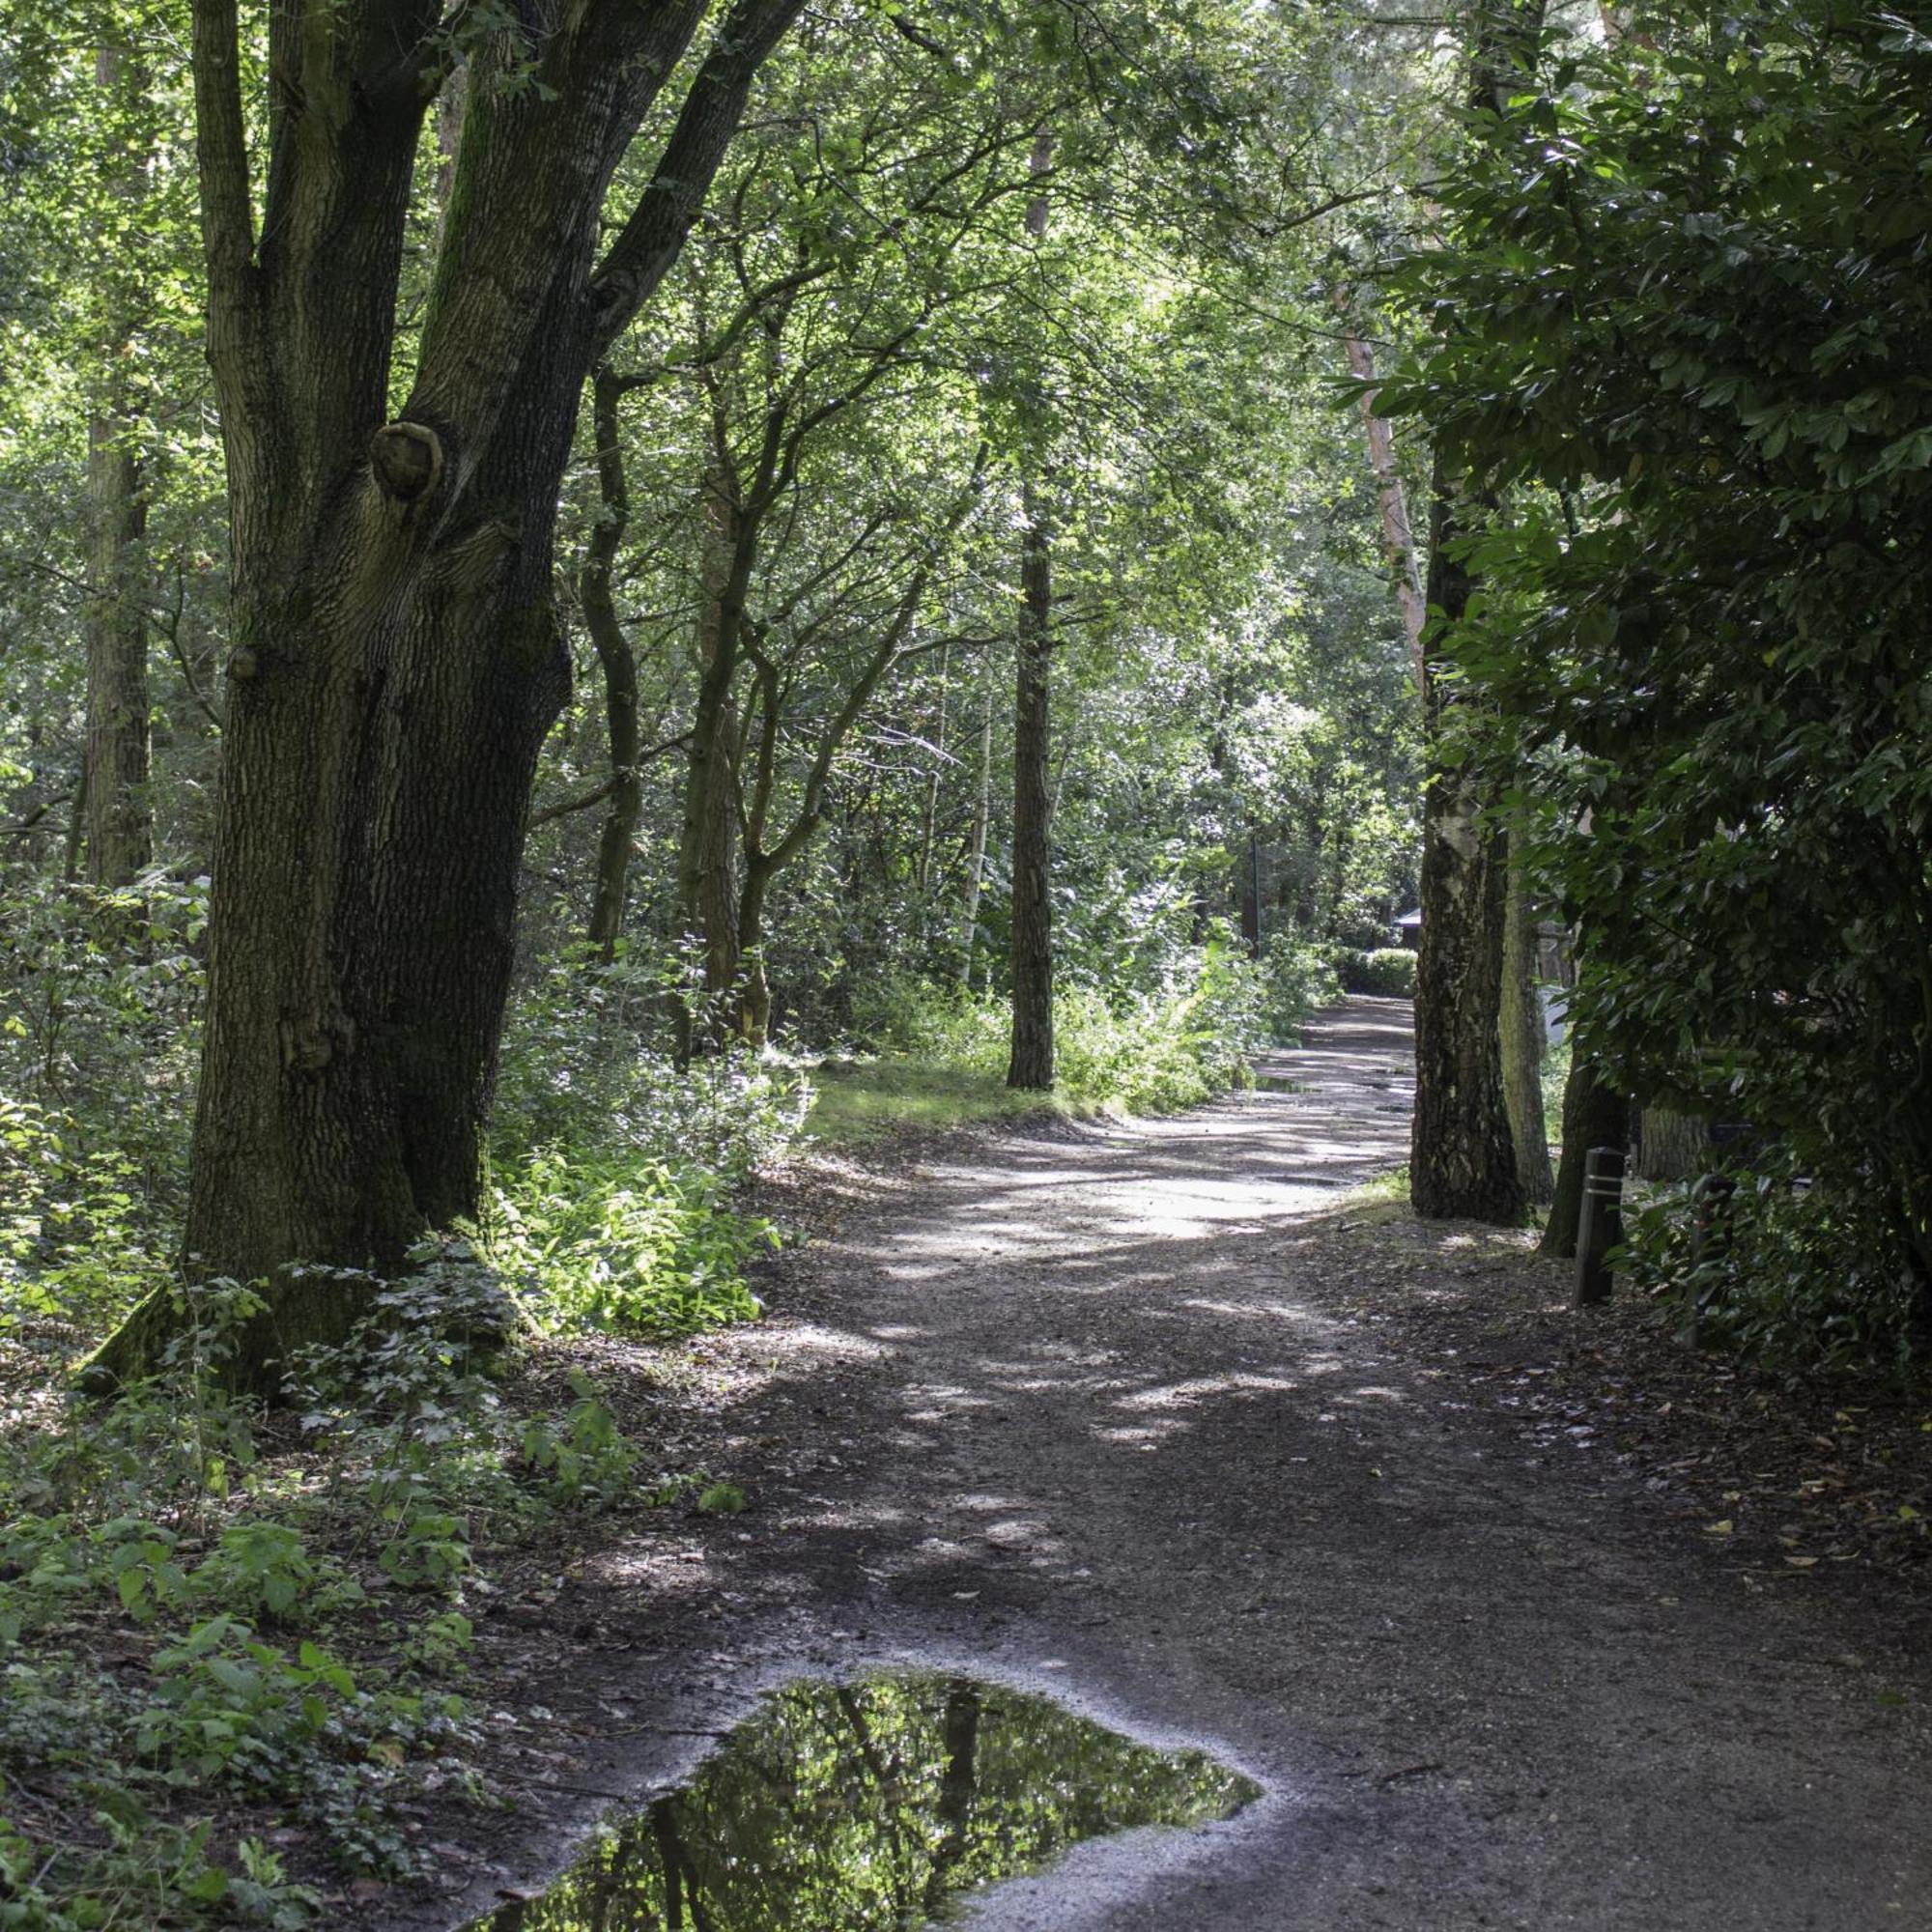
[92,0,810,1396]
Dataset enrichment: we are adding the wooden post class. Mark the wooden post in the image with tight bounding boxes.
[1575,1146,1625,1306]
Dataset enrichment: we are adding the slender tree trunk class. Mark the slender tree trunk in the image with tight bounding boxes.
[919,639,949,895]
[960,672,993,985]
[674,459,745,1055]
[582,370,643,963]
[82,44,153,890]
[1007,129,1055,1092]
[1501,833,1553,1202]
[83,415,151,888]
[1007,480,1054,1090]
[1340,323,1427,689]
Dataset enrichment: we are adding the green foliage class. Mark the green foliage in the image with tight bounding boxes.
[495,952,809,1180]
[485,1149,775,1337]
[0,876,206,1337]
[1326,947,1416,1000]
[477,1671,1258,1931]
[1621,1159,1926,1378]
[839,932,1266,1118]
[1257,938,1341,1040]
[1381,0,1932,1354]
[519,1376,639,1508]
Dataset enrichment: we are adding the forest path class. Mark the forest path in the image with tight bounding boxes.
[448,996,1932,1930]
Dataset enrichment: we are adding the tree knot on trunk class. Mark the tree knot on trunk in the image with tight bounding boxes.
[369,421,444,510]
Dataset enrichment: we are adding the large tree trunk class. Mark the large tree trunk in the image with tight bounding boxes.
[1409,481,1521,1223]
[1006,479,1054,1091]
[1407,0,1546,1227]
[1501,834,1553,1203]
[1635,1107,1707,1183]
[89,0,805,1396]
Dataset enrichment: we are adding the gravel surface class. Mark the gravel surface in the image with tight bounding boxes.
[422,996,1932,1931]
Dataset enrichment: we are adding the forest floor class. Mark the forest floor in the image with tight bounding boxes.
[402,996,1932,1932]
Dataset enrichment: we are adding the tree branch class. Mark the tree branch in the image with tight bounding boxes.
[190,0,260,381]
[588,0,810,358]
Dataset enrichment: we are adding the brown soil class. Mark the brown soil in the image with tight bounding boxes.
[384,997,1932,1932]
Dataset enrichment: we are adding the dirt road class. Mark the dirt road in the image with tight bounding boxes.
[440,996,1932,1930]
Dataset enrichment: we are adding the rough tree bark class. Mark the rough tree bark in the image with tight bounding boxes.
[91,0,807,1393]
[1635,1107,1707,1183]
[1409,479,1522,1223]
[1007,478,1055,1090]
[1407,0,1546,1226]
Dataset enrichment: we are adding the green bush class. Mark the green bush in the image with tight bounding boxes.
[1257,938,1340,1041]
[1618,1153,1924,1376]
[483,1147,775,1337]
[1325,946,1416,998]
[840,932,1267,1116]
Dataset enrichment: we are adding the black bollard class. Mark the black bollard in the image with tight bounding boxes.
[1575,1145,1626,1307]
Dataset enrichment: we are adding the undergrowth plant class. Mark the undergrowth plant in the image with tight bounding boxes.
[844,930,1272,1115]
[1620,1154,1927,1378]
[0,1256,693,1927]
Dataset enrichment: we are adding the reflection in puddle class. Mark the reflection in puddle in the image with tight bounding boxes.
[469,1672,1259,1930]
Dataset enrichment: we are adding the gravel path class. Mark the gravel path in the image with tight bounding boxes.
[439,996,1932,1930]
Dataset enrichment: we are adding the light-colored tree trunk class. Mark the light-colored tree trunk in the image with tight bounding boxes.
[1501,834,1553,1202]
[1340,324,1427,689]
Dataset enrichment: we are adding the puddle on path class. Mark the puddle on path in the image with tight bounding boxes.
[468,1671,1259,1930]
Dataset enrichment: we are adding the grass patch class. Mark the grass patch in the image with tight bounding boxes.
[805,1059,1091,1144]
[1342,1164,1411,1210]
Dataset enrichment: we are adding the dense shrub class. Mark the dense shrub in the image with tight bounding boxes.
[1324,946,1416,999]
[487,950,807,1336]
[1257,937,1340,1040]
[849,932,1267,1114]
[1620,1154,1925,1378]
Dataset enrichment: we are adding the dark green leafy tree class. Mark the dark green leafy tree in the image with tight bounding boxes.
[1381,0,1932,1335]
